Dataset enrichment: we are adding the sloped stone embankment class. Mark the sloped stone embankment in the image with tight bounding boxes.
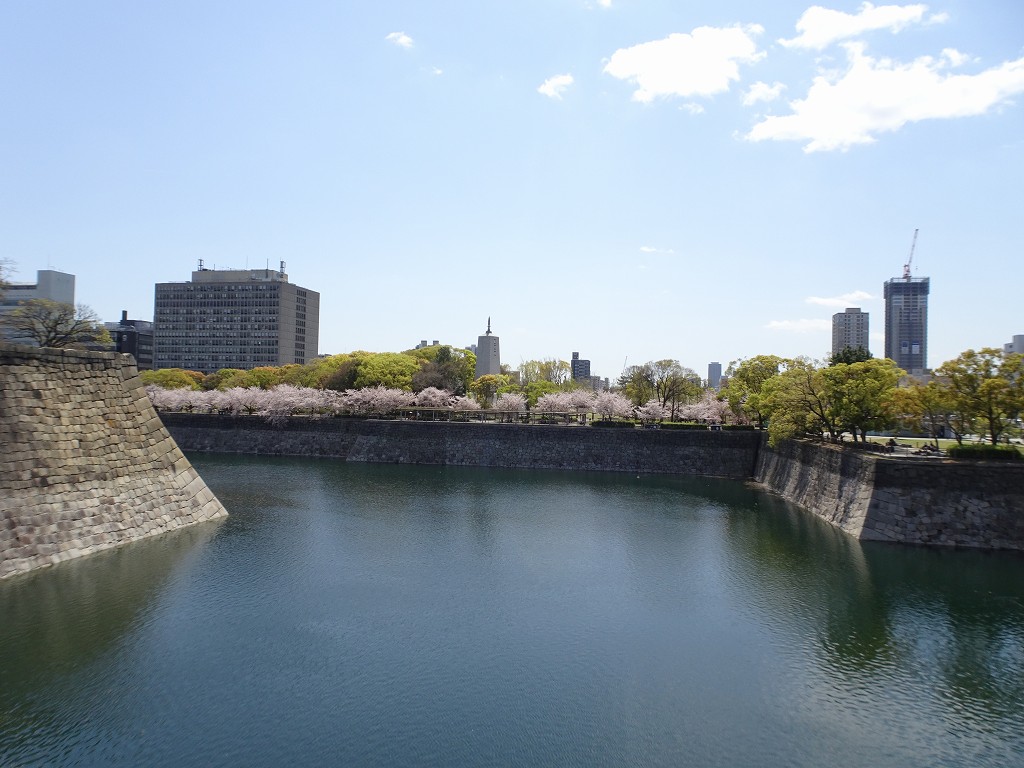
[1,344,227,579]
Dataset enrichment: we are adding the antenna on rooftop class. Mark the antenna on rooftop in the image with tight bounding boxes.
[198,258,205,271]
[280,260,286,275]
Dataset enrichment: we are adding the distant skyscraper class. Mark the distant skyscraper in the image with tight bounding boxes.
[571,352,591,381]
[884,275,929,375]
[474,318,501,378]
[1003,335,1024,355]
[154,264,319,373]
[707,362,722,389]
[831,308,870,357]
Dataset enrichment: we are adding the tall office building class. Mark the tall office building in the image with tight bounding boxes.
[153,264,319,373]
[707,362,722,389]
[831,308,870,357]
[474,318,501,378]
[1004,335,1024,355]
[883,275,929,375]
[571,352,591,381]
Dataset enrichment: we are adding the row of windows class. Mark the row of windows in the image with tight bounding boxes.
[157,284,279,295]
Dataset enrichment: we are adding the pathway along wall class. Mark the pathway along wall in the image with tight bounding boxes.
[0,344,227,579]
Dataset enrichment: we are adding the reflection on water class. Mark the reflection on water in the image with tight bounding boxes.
[1,455,1021,768]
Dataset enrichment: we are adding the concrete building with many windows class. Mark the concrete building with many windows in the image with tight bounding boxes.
[884,275,929,375]
[153,265,319,373]
[831,307,870,357]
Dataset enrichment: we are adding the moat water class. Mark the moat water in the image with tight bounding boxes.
[2,455,1023,767]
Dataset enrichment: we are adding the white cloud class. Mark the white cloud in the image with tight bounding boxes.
[766,319,832,332]
[680,102,705,115]
[806,290,873,307]
[639,246,675,254]
[743,81,786,105]
[386,32,414,49]
[780,2,944,51]
[746,44,1024,152]
[430,67,444,76]
[603,25,765,103]
[538,73,574,100]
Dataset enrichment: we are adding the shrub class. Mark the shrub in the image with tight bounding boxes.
[946,445,1022,461]
[721,424,757,431]
[659,422,707,430]
[591,420,636,428]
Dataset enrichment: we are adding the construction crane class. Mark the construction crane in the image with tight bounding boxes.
[903,228,918,279]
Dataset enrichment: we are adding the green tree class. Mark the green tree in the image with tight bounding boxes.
[762,359,840,446]
[649,359,702,418]
[518,358,571,385]
[0,299,111,349]
[470,374,511,406]
[353,352,420,390]
[200,368,245,390]
[821,359,904,442]
[889,379,953,448]
[936,348,1024,445]
[140,368,203,390]
[617,364,656,406]
[829,346,873,366]
[410,346,476,394]
[722,355,790,428]
[523,380,560,407]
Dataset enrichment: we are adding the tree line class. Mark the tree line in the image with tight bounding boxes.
[721,349,1023,447]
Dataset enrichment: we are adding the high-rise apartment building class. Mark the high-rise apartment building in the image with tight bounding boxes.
[884,275,929,375]
[474,319,501,378]
[831,308,870,357]
[153,264,319,373]
[571,352,591,381]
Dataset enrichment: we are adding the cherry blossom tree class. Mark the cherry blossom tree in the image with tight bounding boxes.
[415,387,455,408]
[636,399,668,424]
[593,391,635,420]
[494,392,527,422]
[451,395,481,413]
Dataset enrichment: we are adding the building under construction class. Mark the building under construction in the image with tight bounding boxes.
[884,231,929,376]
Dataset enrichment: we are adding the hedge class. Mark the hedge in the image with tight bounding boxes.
[946,444,1022,461]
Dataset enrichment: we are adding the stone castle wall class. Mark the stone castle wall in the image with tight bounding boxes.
[161,414,762,478]
[754,438,1024,550]
[1,344,228,579]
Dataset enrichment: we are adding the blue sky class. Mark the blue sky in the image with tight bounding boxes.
[2,1,1022,380]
